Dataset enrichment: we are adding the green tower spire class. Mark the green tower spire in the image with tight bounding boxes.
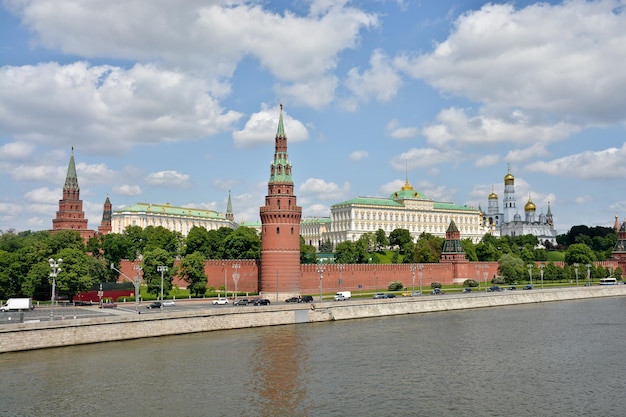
[64,147,79,191]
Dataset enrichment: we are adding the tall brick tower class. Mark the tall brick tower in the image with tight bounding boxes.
[98,195,112,235]
[52,148,95,240]
[259,105,302,301]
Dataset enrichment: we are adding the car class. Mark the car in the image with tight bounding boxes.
[146,301,161,309]
[462,288,472,293]
[373,293,387,299]
[508,286,517,291]
[300,295,314,303]
[285,297,301,303]
[523,284,533,290]
[212,297,229,305]
[584,283,592,286]
[386,293,396,299]
[234,299,250,306]
[253,298,270,306]
[431,288,444,295]
[402,291,412,296]
[334,294,347,301]
[410,291,422,297]
[487,286,502,292]
[162,300,175,307]
[99,301,117,309]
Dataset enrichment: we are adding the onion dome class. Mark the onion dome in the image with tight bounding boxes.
[488,185,498,200]
[514,213,522,221]
[504,167,515,185]
[391,179,423,200]
[525,195,536,212]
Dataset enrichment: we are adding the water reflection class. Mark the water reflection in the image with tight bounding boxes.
[247,325,309,416]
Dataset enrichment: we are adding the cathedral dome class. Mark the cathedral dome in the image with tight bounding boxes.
[514,213,522,221]
[504,169,514,185]
[489,191,498,200]
[525,196,536,212]
[391,179,423,200]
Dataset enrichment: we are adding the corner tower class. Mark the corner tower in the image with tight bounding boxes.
[98,194,112,235]
[51,148,95,240]
[259,105,302,300]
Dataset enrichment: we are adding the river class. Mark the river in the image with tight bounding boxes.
[2,297,625,417]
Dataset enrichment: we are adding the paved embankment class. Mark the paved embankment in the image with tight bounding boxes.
[2,286,625,353]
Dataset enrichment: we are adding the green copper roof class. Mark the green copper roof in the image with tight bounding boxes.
[64,148,79,191]
[333,197,404,208]
[433,202,477,211]
[276,103,285,136]
[114,203,224,219]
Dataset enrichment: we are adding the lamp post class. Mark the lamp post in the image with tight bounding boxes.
[476,265,481,290]
[483,265,489,291]
[417,265,423,294]
[157,265,167,311]
[539,264,545,289]
[574,263,579,286]
[338,265,344,290]
[232,263,240,301]
[586,264,592,286]
[111,263,142,313]
[317,265,325,302]
[527,264,533,287]
[48,258,62,320]
[410,265,416,293]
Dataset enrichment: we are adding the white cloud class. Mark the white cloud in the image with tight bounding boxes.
[504,143,550,163]
[386,119,419,139]
[276,76,339,109]
[299,178,350,201]
[421,107,579,149]
[114,184,142,196]
[233,104,309,148]
[395,1,626,125]
[527,142,626,180]
[145,170,191,187]
[0,142,35,160]
[0,62,242,154]
[349,150,368,161]
[23,187,59,203]
[344,50,402,109]
[473,154,500,168]
[392,147,458,171]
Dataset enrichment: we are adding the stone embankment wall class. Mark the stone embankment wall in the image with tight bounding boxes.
[2,286,626,353]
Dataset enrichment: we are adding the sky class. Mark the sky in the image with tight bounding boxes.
[1,0,625,237]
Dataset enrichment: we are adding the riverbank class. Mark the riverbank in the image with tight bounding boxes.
[2,285,625,353]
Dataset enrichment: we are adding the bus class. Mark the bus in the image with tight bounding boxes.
[599,277,617,285]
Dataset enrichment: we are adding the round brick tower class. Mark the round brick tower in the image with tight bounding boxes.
[259,105,302,301]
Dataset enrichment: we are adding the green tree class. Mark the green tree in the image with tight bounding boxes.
[185,226,211,256]
[300,237,317,264]
[498,253,525,284]
[335,241,357,264]
[178,251,208,297]
[141,248,174,297]
[375,229,388,252]
[53,248,96,297]
[389,229,412,252]
[564,243,596,265]
[223,227,261,259]
[319,238,333,252]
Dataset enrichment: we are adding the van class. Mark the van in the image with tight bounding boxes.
[334,291,351,300]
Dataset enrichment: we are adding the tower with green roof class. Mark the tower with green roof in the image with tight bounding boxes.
[259,105,302,300]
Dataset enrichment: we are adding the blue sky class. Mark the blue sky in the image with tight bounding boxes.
[1,0,625,236]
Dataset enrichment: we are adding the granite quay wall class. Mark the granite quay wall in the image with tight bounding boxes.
[4,286,625,353]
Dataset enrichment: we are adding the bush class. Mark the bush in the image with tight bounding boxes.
[388,281,403,291]
[431,281,442,289]
[463,279,479,288]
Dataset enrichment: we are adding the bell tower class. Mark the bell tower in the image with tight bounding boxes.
[259,105,302,300]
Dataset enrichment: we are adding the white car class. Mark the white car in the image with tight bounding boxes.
[162,300,176,307]
[212,297,229,305]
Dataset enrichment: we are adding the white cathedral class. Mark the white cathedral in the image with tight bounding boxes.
[480,167,557,246]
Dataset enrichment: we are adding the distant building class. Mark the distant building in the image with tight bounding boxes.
[51,148,97,241]
[481,166,557,246]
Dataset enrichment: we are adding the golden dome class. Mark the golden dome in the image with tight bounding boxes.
[525,195,536,212]
[504,168,514,185]
[488,185,498,200]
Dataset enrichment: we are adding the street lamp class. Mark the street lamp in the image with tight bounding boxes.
[232,263,240,301]
[48,258,62,320]
[111,263,142,313]
[586,264,592,286]
[157,265,168,311]
[476,265,481,290]
[410,265,416,293]
[483,265,489,291]
[317,265,325,302]
[338,265,345,290]
[539,264,545,289]
[417,265,423,294]
[527,264,533,287]
[574,263,579,286]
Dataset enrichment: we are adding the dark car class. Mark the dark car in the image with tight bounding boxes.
[253,299,271,306]
[386,293,396,299]
[146,301,161,309]
[462,288,472,293]
[234,299,249,306]
[431,288,444,295]
[300,295,314,303]
[487,286,502,292]
[508,286,517,291]
[285,297,301,303]
[523,284,533,290]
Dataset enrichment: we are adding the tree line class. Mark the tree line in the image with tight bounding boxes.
[0,223,620,301]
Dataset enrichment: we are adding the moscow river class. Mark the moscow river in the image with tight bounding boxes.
[1,296,625,417]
